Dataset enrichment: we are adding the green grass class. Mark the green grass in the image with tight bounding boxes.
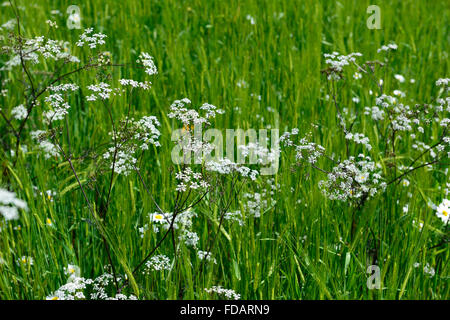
[0,0,448,299]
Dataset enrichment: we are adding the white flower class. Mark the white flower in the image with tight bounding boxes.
[393,90,405,97]
[206,158,259,180]
[179,230,199,247]
[353,72,362,80]
[423,263,435,277]
[394,74,405,83]
[318,156,385,201]
[76,28,107,49]
[197,251,217,264]
[205,286,240,300]
[17,256,34,266]
[64,264,81,281]
[86,82,114,101]
[137,52,158,76]
[31,131,59,159]
[0,188,28,221]
[377,43,398,53]
[46,217,53,226]
[11,104,27,120]
[236,79,248,88]
[43,86,78,123]
[246,15,256,25]
[119,79,151,90]
[47,272,137,300]
[323,51,362,80]
[355,172,369,184]
[412,219,424,230]
[436,200,449,223]
[224,210,245,226]
[151,212,166,223]
[143,255,171,273]
[175,167,209,192]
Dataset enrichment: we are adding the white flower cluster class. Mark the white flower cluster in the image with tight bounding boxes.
[141,210,199,248]
[24,36,80,63]
[137,52,158,76]
[49,83,79,92]
[366,80,450,163]
[0,18,16,31]
[168,98,224,126]
[197,250,217,264]
[47,272,137,300]
[241,177,279,218]
[97,51,112,65]
[169,99,224,162]
[132,116,162,149]
[43,83,79,123]
[0,188,27,221]
[280,130,325,165]
[323,51,362,80]
[318,155,386,201]
[178,230,200,247]
[204,286,241,300]
[143,254,172,273]
[377,43,398,53]
[206,158,259,180]
[224,210,245,226]
[242,192,266,218]
[368,93,447,135]
[1,34,80,70]
[86,82,115,101]
[238,140,280,166]
[436,78,450,89]
[119,79,151,90]
[103,116,161,175]
[11,104,27,120]
[103,148,136,175]
[364,105,385,121]
[76,28,107,49]
[345,132,372,151]
[46,276,90,300]
[175,167,209,192]
[31,130,59,159]
[150,209,199,247]
[147,210,197,233]
[423,263,436,278]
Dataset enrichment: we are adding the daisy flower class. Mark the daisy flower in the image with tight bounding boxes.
[436,200,449,223]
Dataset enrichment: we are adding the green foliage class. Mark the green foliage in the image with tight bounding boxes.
[0,0,448,299]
